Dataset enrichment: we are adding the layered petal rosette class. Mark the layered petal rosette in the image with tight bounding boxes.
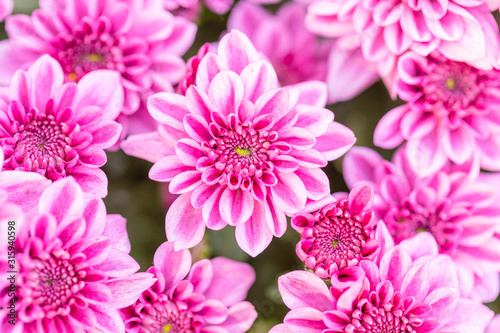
[120,241,257,332]
[291,184,380,278]
[305,0,500,93]
[228,2,378,104]
[343,146,500,301]
[375,52,500,175]
[270,225,494,332]
[0,177,156,333]
[122,30,356,256]
[0,55,123,197]
[0,0,196,134]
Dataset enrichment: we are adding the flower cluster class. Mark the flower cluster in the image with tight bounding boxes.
[1,0,500,332]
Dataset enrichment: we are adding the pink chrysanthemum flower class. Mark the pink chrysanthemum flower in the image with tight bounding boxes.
[122,30,356,256]
[0,177,156,333]
[305,0,500,95]
[291,184,379,278]
[375,52,500,175]
[120,241,257,333]
[343,146,500,301]
[0,55,122,197]
[270,225,494,333]
[0,0,196,134]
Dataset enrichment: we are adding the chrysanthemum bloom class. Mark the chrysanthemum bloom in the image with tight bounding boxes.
[0,55,122,197]
[121,241,257,332]
[0,177,156,332]
[0,0,196,134]
[343,146,500,301]
[375,52,500,175]
[228,2,378,104]
[291,184,379,278]
[228,2,329,87]
[270,226,494,333]
[304,0,500,94]
[122,30,356,256]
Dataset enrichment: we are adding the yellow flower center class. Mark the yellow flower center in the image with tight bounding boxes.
[163,324,172,333]
[235,147,251,156]
[446,78,456,90]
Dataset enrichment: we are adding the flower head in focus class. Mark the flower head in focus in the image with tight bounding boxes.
[122,29,356,256]
[292,184,379,278]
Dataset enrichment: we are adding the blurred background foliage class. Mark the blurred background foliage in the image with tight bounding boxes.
[8,0,500,331]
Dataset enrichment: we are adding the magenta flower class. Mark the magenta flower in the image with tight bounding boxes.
[0,0,196,133]
[375,52,500,175]
[343,146,500,301]
[0,177,156,333]
[270,228,494,333]
[487,315,500,333]
[120,241,257,332]
[122,30,356,256]
[305,0,500,94]
[0,55,122,197]
[291,184,379,278]
[177,43,211,96]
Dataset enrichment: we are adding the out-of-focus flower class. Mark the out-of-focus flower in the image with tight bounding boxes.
[0,177,156,333]
[291,184,379,278]
[304,0,500,95]
[343,146,500,301]
[0,0,196,137]
[0,55,122,197]
[120,241,257,332]
[122,30,356,256]
[0,0,12,21]
[375,52,500,175]
[270,223,494,333]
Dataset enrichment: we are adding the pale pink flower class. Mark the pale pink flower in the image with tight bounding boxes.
[120,241,257,332]
[0,0,196,136]
[228,2,329,87]
[228,2,378,104]
[0,177,156,333]
[343,146,500,301]
[0,0,12,21]
[270,225,494,333]
[0,55,123,197]
[122,30,356,256]
[305,0,500,95]
[375,52,500,175]
[291,184,379,278]
[177,43,210,96]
